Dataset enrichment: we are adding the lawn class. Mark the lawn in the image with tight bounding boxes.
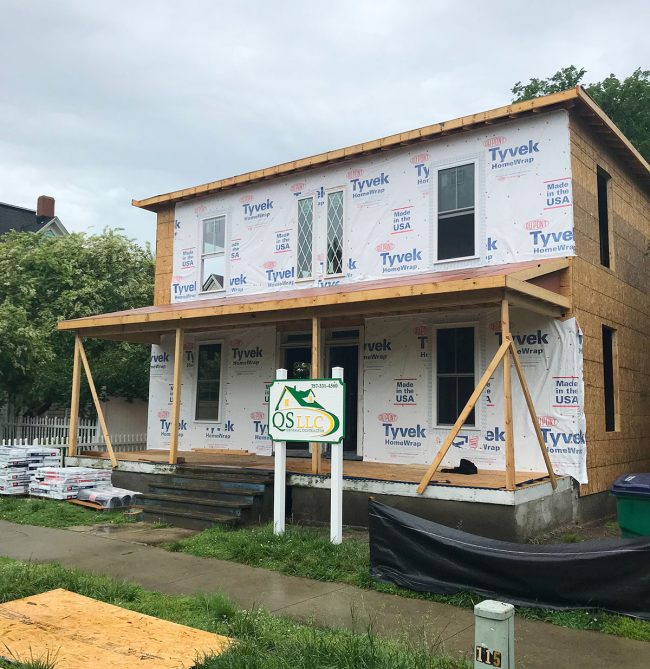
[166,522,650,642]
[0,496,135,528]
[0,558,468,669]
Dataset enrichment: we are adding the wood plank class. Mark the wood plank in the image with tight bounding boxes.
[169,328,184,465]
[311,315,322,474]
[417,339,511,494]
[0,589,229,669]
[501,299,515,491]
[77,340,118,469]
[68,336,82,457]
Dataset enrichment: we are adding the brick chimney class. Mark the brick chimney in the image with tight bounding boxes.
[36,195,55,223]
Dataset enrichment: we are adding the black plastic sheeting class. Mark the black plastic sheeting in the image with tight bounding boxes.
[369,500,650,619]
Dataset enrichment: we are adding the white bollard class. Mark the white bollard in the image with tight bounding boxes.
[273,368,288,536]
[474,600,515,668]
[330,366,344,545]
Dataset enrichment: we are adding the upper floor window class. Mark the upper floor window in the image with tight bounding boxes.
[437,163,475,261]
[602,325,619,432]
[201,216,225,292]
[597,167,612,268]
[297,197,314,279]
[436,326,475,426]
[327,190,344,275]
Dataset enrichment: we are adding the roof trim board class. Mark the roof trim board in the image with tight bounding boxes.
[131,88,649,212]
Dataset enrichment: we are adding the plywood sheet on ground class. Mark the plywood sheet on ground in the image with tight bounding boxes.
[81,450,550,490]
[0,589,230,669]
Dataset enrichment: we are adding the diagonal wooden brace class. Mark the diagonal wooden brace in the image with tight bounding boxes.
[417,339,511,494]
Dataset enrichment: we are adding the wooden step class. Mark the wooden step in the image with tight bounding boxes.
[149,483,259,504]
[139,508,237,530]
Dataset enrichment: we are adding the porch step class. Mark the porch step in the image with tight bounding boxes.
[140,465,275,529]
[139,507,237,531]
[139,493,252,519]
[149,482,260,505]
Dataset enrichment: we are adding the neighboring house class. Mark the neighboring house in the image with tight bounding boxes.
[0,196,68,237]
[59,87,649,538]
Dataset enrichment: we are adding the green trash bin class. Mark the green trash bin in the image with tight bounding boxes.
[611,473,650,538]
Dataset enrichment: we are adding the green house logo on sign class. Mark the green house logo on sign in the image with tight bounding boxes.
[268,379,345,443]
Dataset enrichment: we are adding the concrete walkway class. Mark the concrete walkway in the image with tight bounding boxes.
[0,520,647,668]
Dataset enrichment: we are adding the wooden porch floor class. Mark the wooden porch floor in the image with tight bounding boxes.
[79,449,550,490]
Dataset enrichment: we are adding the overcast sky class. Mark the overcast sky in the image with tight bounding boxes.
[1,0,648,247]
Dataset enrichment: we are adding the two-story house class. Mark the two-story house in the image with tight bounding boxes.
[59,87,649,539]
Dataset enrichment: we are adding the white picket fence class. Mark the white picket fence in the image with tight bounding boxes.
[0,415,146,454]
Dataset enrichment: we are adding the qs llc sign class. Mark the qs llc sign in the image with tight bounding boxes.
[268,379,345,444]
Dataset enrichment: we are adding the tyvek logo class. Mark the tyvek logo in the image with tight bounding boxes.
[410,152,430,185]
[160,419,187,437]
[206,421,235,440]
[382,422,426,447]
[495,329,549,356]
[151,352,169,364]
[172,281,197,299]
[265,266,294,287]
[350,171,389,199]
[529,229,574,255]
[229,273,247,293]
[242,198,273,220]
[542,429,585,453]
[489,139,539,169]
[232,346,263,365]
[379,247,422,273]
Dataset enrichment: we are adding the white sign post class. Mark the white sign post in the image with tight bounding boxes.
[330,366,344,544]
[268,372,346,543]
[273,368,287,536]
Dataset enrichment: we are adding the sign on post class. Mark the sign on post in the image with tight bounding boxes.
[268,378,346,444]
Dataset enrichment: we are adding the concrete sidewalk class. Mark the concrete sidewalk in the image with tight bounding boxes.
[0,520,646,668]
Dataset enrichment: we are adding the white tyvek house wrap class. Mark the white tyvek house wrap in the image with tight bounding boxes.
[146,327,276,455]
[169,110,573,303]
[363,312,587,483]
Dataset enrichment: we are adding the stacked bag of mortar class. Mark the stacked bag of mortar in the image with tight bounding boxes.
[29,466,111,500]
[0,447,31,495]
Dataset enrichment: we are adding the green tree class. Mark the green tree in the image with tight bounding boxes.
[511,67,650,161]
[0,229,154,414]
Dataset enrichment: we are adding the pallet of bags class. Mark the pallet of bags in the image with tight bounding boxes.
[30,466,111,500]
[0,446,30,495]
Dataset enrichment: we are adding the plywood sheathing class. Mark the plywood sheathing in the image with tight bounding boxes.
[569,114,650,496]
[0,589,230,669]
[154,204,175,306]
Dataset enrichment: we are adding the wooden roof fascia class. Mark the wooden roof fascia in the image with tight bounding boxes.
[132,90,581,212]
[508,257,570,281]
[58,274,512,333]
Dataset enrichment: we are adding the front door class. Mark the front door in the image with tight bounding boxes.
[327,343,359,454]
[282,346,311,454]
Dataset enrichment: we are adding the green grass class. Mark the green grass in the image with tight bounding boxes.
[0,558,468,669]
[166,523,650,642]
[0,496,136,528]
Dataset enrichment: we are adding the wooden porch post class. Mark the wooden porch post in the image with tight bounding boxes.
[501,298,516,491]
[68,335,82,457]
[311,315,321,474]
[77,339,118,469]
[169,327,184,465]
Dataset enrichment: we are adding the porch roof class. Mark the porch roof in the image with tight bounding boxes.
[57,258,571,343]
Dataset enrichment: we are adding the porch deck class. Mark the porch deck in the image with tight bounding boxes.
[78,449,550,491]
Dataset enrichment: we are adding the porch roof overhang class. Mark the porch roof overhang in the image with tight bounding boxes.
[57,258,571,344]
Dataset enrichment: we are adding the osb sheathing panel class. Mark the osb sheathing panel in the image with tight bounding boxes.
[569,115,650,495]
[154,203,175,306]
[0,589,230,669]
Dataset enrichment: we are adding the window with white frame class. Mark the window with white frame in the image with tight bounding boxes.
[436,326,475,425]
[201,216,226,292]
[437,164,475,260]
[326,190,344,275]
[297,197,314,279]
[195,343,222,421]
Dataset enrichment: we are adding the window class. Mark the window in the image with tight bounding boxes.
[602,325,618,432]
[201,216,226,292]
[437,163,475,260]
[326,190,344,275]
[437,327,475,425]
[195,343,222,421]
[597,167,611,268]
[297,197,314,279]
